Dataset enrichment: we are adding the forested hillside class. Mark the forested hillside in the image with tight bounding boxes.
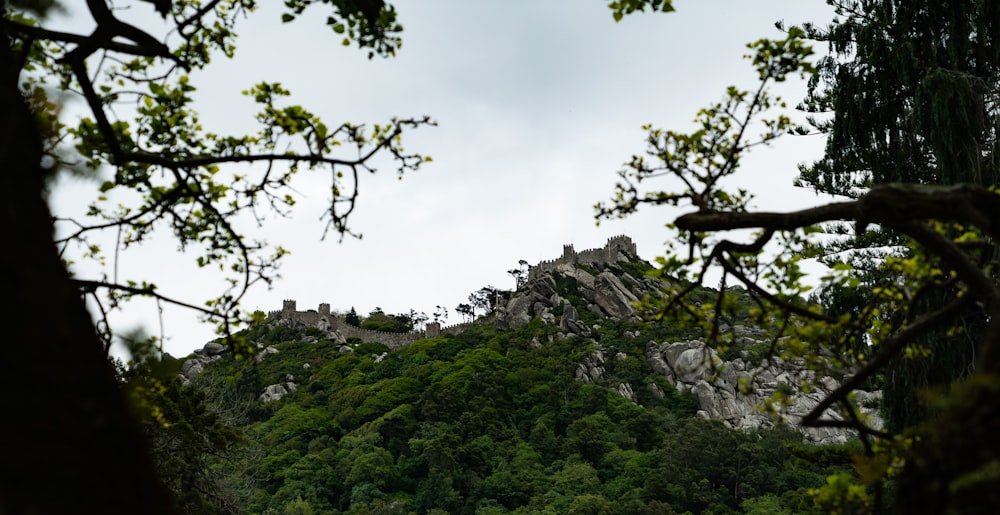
[139,248,865,514]
[185,323,857,514]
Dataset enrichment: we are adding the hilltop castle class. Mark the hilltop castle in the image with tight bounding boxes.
[528,235,637,281]
[267,235,639,347]
[265,300,477,349]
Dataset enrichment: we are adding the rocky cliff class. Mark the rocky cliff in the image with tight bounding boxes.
[184,235,881,443]
[497,239,882,444]
[645,337,882,444]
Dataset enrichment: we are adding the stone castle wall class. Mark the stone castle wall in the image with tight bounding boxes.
[266,300,488,349]
[267,299,424,349]
[338,323,423,350]
[266,236,636,349]
[528,235,637,282]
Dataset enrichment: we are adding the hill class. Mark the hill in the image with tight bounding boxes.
[162,236,870,514]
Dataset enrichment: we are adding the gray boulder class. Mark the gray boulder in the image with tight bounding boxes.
[590,272,639,319]
[202,342,226,355]
[503,294,534,328]
[575,349,607,383]
[559,303,590,336]
[646,339,883,444]
[617,383,637,403]
[254,345,279,363]
[259,382,298,403]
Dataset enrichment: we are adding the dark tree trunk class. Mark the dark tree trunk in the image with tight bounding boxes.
[0,24,174,515]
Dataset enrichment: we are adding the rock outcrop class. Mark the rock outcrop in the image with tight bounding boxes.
[499,262,659,335]
[180,329,351,385]
[646,339,882,444]
[260,375,299,403]
[589,272,639,319]
[179,341,227,385]
[497,236,658,333]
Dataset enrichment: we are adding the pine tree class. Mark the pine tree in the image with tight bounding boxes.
[798,0,1000,431]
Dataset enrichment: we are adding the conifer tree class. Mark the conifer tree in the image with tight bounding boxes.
[798,0,1000,432]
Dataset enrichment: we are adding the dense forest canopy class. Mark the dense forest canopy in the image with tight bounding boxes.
[175,314,861,514]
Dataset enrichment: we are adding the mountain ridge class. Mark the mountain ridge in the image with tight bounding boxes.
[167,237,872,513]
[183,235,880,444]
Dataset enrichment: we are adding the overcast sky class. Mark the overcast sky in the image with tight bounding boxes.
[49,1,837,358]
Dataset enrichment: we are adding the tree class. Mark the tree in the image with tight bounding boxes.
[432,304,449,324]
[793,0,1000,435]
[508,259,530,289]
[346,307,361,327]
[455,302,475,323]
[599,2,1000,512]
[118,344,243,513]
[1,0,429,512]
[12,0,432,348]
[409,308,429,332]
[361,308,413,333]
[469,285,502,316]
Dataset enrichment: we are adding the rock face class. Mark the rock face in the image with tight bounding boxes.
[646,339,883,444]
[499,238,886,443]
[589,272,639,319]
[500,262,658,335]
[498,237,655,333]
[179,342,227,385]
[260,378,298,403]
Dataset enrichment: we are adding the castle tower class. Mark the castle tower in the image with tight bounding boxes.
[282,299,297,313]
[425,322,442,338]
[318,303,330,316]
[606,235,637,261]
[562,244,576,261]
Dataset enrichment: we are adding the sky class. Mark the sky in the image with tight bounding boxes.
[48,1,838,358]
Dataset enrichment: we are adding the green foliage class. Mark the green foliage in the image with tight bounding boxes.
[345,307,361,327]
[189,317,855,514]
[359,308,414,333]
[597,1,1000,512]
[608,0,674,22]
[281,0,404,59]
[741,494,791,515]
[615,256,655,282]
[118,351,244,513]
[5,0,435,350]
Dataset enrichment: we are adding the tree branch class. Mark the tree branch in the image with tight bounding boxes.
[71,279,225,319]
[801,294,974,427]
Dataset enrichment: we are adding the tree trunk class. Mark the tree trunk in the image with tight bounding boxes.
[0,26,174,515]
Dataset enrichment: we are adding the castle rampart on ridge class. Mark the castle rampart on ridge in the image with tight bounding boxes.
[266,304,480,349]
[267,236,637,348]
[528,235,637,282]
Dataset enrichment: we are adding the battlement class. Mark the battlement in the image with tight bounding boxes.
[528,235,638,281]
[263,236,637,348]
[605,234,637,257]
[266,301,494,349]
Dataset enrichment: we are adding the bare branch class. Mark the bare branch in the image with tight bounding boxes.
[71,279,226,319]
